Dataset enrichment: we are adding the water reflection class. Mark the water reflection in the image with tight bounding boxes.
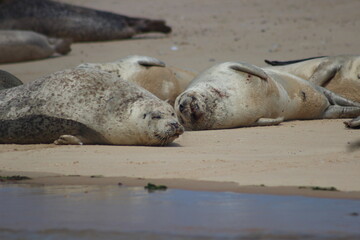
[0,184,359,239]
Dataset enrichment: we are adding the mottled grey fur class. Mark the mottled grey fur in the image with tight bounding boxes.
[0,0,172,42]
[0,68,183,145]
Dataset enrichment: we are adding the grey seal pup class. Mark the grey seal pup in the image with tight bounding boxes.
[77,55,196,105]
[0,70,23,90]
[0,68,183,145]
[175,62,360,130]
[0,30,71,64]
[264,55,360,102]
[0,0,171,42]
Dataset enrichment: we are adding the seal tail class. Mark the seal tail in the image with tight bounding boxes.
[264,56,327,66]
[128,18,172,34]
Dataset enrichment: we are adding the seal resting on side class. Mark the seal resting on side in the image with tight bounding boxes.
[77,55,196,105]
[0,70,23,90]
[264,55,360,102]
[175,62,360,130]
[0,0,171,42]
[0,30,71,64]
[0,68,183,145]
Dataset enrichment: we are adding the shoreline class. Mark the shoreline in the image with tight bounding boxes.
[1,0,360,202]
[2,171,360,200]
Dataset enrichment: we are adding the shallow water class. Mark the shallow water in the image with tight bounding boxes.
[0,184,359,240]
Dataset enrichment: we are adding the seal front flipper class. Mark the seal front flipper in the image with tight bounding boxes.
[344,116,360,129]
[54,135,85,145]
[309,61,341,86]
[251,117,284,126]
[230,62,268,81]
[136,56,166,67]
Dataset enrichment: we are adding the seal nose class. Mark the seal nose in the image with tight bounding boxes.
[171,122,184,135]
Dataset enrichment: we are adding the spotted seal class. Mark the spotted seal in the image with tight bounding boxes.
[0,70,23,90]
[77,55,196,105]
[0,68,183,145]
[175,61,360,130]
[0,30,71,64]
[264,55,360,102]
[0,0,171,42]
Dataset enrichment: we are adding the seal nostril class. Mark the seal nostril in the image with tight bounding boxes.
[171,122,179,129]
[179,104,185,112]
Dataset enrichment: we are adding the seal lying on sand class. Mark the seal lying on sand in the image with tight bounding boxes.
[264,55,360,102]
[0,0,171,42]
[0,30,71,64]
[0,68,183,145]
[77,55,196,105]
[0,70,23,90]
[175,62,360,130]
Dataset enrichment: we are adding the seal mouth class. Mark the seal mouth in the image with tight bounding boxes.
[177,95,205,127]
[154,122,184,146]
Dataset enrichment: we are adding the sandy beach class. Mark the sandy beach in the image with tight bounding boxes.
[1,0,360,198]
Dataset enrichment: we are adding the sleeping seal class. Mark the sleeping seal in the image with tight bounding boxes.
[264,55,360,102]
[77,55,196,105]
[175,61,360,130]
[0,0,171,42]
[0,68,183,145]
[0,70,23,90]
[0,30,71,64]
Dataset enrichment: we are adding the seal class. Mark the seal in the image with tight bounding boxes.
[0,30,71,64]
[77,55,196,105]
[264,55,360,102]
[0,0,171,42]
[175,61,360,130]
[0,68,184,145]
[0,70,23,90]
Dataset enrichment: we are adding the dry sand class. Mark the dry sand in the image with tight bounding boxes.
[1,0,360,197]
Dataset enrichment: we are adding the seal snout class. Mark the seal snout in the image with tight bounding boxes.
[169,121,184,137]
[177,94,204,125]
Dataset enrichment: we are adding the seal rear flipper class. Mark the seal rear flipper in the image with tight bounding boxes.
[344,116,360,129]
[264,56,326,66]
[54,135,86,145]
[251,117,284,126]
[129,18,172,34]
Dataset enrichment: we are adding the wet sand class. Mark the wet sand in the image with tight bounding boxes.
[1,0,360,198]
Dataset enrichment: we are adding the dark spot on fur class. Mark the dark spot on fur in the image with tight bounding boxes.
[301,91,307,101]
[210,87,229,98]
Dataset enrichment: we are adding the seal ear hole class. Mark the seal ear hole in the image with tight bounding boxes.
[171,113,175,117]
